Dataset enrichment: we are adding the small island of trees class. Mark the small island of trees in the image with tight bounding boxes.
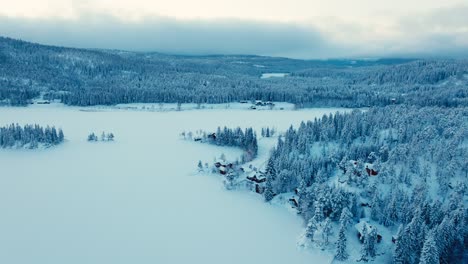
[0,123,64,149]
[88,131,115,142]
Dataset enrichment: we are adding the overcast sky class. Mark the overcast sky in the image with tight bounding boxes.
[0,0,467,58]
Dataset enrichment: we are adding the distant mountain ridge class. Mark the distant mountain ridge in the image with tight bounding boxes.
[0,36,466,107]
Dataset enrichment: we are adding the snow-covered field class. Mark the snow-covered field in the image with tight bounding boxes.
[260,73,289,79]
[0,104,348,264]
[111,102,296,111]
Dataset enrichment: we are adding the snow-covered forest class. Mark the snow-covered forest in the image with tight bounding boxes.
[184,106,466,263]
[263,106,467,263]
[191,105,467,263]
[1,37,467,108]
[0,123,64,148]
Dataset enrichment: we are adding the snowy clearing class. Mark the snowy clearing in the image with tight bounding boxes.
[0,104,349,264]
[260,73,289,79]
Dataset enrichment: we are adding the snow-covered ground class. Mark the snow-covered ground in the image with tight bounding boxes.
[72,102,296,112]
[0,104,349,264]
[260,73,289,79]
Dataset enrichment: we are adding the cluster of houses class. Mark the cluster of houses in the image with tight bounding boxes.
[214,161,237,175]
[239,100,275,110]
[250,100,275,110]
[193,132,215,142]
[212,159,267,194]
[211,159,386,244]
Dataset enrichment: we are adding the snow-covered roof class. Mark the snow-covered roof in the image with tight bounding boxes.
[355,220,377,233]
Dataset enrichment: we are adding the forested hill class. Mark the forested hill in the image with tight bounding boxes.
[0,36,467,107]
[263,105,467,263]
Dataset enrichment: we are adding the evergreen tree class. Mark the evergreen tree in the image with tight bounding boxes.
[370,188,381,222]
[339,207,353,228]
[394,225,411,264]
[322,217,333,245]
[359,224,370,262]
[266,156,276,180]
[264,179,275,202]
[58,129,64,142]
[419,230,439,264]
[335,224,348,261]
[367,226,377,258]
[88,132,97,141]
[305,217,318,241]
[313,200,324,223]
[407,209,427,263]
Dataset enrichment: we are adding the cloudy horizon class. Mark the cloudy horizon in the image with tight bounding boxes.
[0,0,467,59]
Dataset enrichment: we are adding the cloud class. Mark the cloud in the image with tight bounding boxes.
[0,13,346,59]
[371,4,468,57]
[0,5,467,59]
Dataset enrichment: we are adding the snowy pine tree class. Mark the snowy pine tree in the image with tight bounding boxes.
[394,225,411,264]
[264,179,275,202]
[339,207,353,228]
[359,224,377,261]
[88,133,98,141]
[335,224,348,261]
[313,200,324,223]
[367,226,377,258]
[58,129,64,142]
[322,217,332,245]
[305,217,318,241]
[419,230,439,264]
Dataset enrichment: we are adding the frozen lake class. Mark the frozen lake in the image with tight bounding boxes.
[0,105,346,264]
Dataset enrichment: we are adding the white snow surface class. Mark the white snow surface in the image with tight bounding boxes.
[0,104,348,264]
[260,73,289,79]
[80,102,296,112]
